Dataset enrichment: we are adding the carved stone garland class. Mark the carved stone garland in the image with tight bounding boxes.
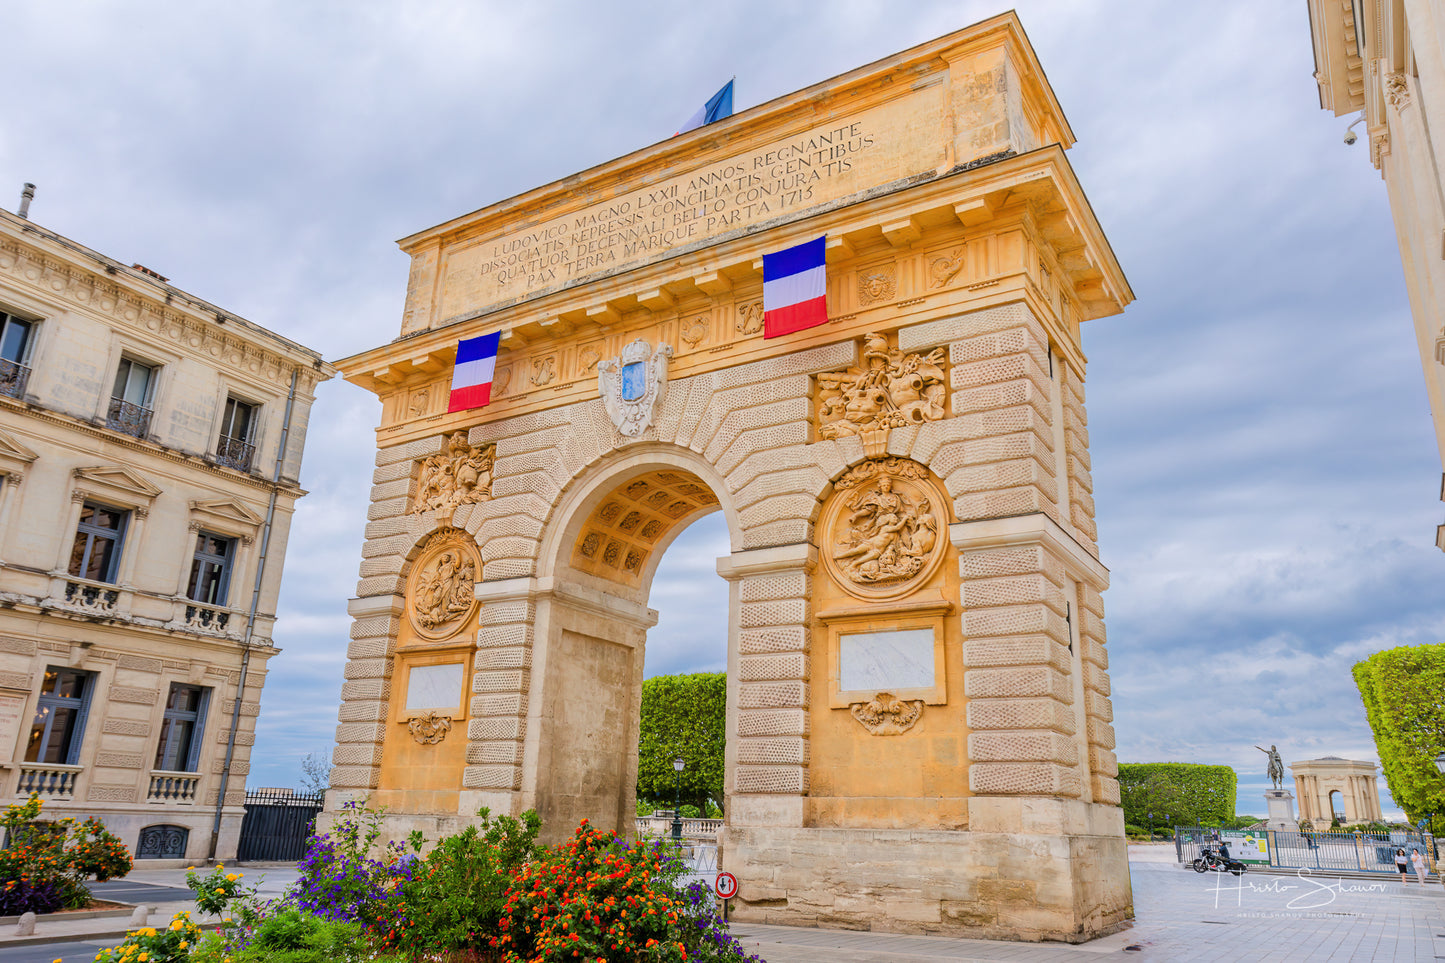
[821,457,945,602]
[850,692,924,735]
[815,332,946,454]
[410,431,495,518]
[408,710,452,745]
[407,528,481,641]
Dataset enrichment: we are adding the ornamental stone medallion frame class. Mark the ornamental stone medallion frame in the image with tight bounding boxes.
[327,13,1134,944]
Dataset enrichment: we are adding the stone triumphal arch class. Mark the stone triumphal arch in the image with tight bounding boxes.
[329,13,1134,941]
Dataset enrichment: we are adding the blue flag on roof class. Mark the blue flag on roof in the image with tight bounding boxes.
[675,79,734,136]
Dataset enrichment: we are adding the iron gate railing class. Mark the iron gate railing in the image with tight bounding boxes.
[236,789,324,862]
[1175,826,1435,874]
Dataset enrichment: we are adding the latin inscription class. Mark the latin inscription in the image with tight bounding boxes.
[437,91,944,322]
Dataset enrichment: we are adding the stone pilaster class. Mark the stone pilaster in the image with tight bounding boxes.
[717,543,815,828]
[466,579,534,797]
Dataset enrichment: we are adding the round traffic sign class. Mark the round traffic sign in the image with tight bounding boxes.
[713,871,738,899]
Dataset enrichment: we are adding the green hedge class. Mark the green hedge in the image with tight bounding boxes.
[1353,643,1445,824]
[1117,762,1236,827]
[636,672,725,816]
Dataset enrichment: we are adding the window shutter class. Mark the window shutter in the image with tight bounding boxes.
[186,687,211,773]
[67,672,96,766]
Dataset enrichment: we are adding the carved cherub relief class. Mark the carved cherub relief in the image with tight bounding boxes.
[407,528,481,641]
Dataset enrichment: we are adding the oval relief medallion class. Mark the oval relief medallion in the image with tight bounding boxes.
[407,529,481,641]
[821,458,945,602]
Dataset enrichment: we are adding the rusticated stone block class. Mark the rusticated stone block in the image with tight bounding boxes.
[962,635,1070,671]
[738,653,808,682]
[964,665,1070,702]
[735,738,809,765]
[737,709,808,737]
[738,681,808,709]
[966,697,1074,734]
[462,765,521,790]
[738,626,808,654]
[969,761,1080,797]
[968,730,1079,765]
[734,765,806,794]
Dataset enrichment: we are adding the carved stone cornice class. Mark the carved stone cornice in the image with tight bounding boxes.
[0,226,328,394]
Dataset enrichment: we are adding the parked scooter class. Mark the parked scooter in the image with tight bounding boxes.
[1192,845,1247,876]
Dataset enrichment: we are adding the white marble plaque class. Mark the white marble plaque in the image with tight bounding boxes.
[404,663,463,711]
[838,628,935,693]
[0,695,24,762]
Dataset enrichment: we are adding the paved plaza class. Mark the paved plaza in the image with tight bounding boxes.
[733,853,1445,962]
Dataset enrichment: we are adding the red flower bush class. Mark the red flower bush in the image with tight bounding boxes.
[493,820,689,963]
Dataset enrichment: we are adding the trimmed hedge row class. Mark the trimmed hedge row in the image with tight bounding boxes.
[1117,762,1236,827]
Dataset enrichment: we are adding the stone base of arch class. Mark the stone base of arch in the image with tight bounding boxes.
[724,802,1129,942]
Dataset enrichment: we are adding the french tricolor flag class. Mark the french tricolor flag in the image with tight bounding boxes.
[763,236,828,339]
[447,331,501,412]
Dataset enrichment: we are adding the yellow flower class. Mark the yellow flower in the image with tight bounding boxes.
[170,919,184,931]
[138,955,148,962]
[225,873,238,881]
[178,942,187,950]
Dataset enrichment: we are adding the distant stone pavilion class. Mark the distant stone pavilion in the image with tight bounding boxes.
[1291,757,1384,826]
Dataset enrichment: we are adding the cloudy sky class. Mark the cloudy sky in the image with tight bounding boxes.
[5,1,1442,821]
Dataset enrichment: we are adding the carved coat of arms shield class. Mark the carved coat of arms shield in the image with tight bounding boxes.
[598,338,673,436]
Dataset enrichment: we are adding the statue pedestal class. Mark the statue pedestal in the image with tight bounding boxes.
[1264,790,1296,832]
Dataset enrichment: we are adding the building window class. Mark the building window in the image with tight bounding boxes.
[107,357,157,438]
[186,531,235,605]
[154,684,209,772]
[25,667,93,765]
[68,502,128,583]
[215,397,257,472]
[0,312,34,399]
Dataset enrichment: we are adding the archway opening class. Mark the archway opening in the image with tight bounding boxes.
[1329,789,1345,825]
[532,461,735,841]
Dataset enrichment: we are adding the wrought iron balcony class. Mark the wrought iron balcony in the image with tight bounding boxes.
[106,397,153,438]
[0,358,30,400]
[214,435,255,472]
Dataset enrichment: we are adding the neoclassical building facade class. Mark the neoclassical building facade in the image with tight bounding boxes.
[1291,756,1384,826]
[0,204,332,861]
[1308,0,1445,550]
[330,14,1134,941]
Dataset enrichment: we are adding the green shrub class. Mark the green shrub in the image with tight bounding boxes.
[0,794,132,909]
[1354,644,1445,823]
[375,807,540,957]
[1117,763,1236,827]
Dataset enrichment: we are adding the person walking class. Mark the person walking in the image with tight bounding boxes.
[1411,848,1430,885]
[1396,848,1411,884]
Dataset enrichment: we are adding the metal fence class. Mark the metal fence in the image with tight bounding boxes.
[236,789,325,862]
[1175,826,1436,875]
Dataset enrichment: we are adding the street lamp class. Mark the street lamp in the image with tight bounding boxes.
[671,757,686,841]
[1147,811,1153,841]
[1434,750,1445,775]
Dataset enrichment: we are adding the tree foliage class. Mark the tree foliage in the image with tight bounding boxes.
[1117,762,1236,827]
[636,672,725,816]
[1353,643,1445,823]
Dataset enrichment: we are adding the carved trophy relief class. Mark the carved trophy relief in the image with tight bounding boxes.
[850,692,924,735]
[680,315,709,348]
[815,332,947,441]
[493,367,514,398]
[857,266,897,306]
[1385,72,1410,109]
[928,249,965,288]
[410,431,495,517]
[578,345,602,374]
[531,355,557,386]
[408,388,430,417]
[406,529,481,641]
[823,458,945,601]
[736,300,764,336]
[408,710,452,745]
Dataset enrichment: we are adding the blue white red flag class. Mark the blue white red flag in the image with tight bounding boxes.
[676,79,735,136]
[447,332,501,412]
[762,236,828,339]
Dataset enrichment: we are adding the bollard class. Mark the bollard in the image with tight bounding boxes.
[14,911,34,936]
[129,905,152,926]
